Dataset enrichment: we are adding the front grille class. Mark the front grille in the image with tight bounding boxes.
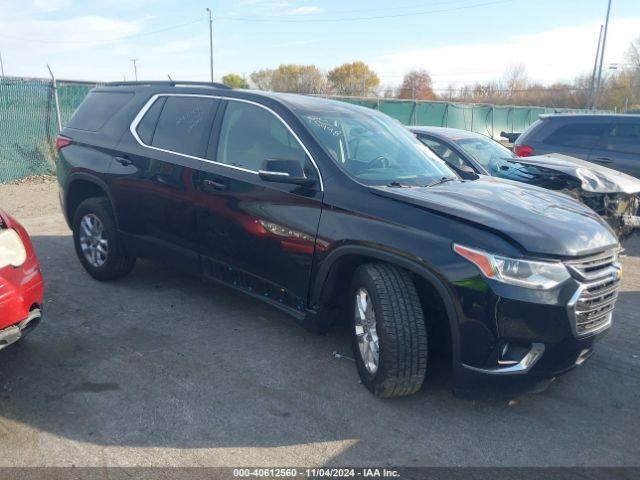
[565,250,621,335]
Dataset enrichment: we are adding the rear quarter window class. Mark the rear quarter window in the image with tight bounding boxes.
[67,91,134,132]
[601,123,640,155]
[544,122,608,149]
[135,97,166,145]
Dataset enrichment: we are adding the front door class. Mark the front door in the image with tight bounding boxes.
[196,99,323,315]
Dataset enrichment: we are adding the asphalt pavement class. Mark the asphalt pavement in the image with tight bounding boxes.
[0,179,638,467]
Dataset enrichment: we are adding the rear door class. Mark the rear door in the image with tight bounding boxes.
[109,94,220,272]
[589,120,640,178]
[196,98,323,315]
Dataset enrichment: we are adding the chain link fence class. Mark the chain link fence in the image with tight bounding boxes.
[0,76,96,183]
[0,77,599,184]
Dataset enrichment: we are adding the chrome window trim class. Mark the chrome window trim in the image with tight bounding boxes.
[129,93,324,191]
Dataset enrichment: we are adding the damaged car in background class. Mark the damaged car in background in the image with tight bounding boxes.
[411,126,640,239]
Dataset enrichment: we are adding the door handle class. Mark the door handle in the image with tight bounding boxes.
[594,157,612,164]
[115,156,132,166]
[203,178,228,191]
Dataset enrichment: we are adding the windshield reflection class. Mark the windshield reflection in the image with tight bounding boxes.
[298,107,456,186]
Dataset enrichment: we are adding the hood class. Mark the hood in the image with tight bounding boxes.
[507,153,640,194]
[370,177,618,257]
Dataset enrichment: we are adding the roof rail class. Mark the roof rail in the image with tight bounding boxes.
[104,80,232,89]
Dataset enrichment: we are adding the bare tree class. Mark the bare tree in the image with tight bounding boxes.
[250,69,275,90]
[502,64,529,98]
[626,36,640,69]
[250,65,326,93]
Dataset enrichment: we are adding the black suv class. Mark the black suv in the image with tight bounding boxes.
[514,114,640,179]
[55,82,622,398]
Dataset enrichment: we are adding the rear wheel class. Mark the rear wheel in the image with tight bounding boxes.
[72,197,136,280]
[349,263,428,398]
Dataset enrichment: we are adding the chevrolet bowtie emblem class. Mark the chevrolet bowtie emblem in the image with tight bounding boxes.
[614,268,623,281]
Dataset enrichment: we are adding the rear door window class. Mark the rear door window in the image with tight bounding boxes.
[600,123,640,155]
[544,122,608,149]
[151,96,219,157]
[68,91,134,132]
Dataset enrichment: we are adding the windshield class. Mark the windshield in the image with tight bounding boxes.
[455,137,516,171]
[297,106,456,186]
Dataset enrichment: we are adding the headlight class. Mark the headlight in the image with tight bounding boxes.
[453,244,570,290]
[0,229,27,269]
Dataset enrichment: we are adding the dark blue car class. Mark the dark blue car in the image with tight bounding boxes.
[411,126,640,238]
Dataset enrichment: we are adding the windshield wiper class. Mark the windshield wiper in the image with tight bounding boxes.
[386,181,406,188]
[425,176,457,188]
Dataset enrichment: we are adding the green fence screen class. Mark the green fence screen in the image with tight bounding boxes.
[333,96,594,139]
[0,77,96,183]
[0,77,597,183]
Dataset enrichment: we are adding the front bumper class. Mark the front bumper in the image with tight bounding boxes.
[450,250,620,399]
[453,329,607,399]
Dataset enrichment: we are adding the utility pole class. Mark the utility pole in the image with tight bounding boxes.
[0,50,5,78]
[130,58,139,81]
[206,8,214,82]
[589,25,604,109]
[593,0,612,109]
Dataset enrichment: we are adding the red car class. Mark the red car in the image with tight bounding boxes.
[0,209,43,350]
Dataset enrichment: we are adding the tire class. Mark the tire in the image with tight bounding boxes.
[72,197,136,281]
[349,263,428,398]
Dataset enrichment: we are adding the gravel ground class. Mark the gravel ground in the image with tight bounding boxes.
[0,178,639,467]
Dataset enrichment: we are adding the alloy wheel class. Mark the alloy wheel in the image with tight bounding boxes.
[354,287,380,375]
[79,213,108,268]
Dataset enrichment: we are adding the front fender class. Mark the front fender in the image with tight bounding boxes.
[311,243,463,367]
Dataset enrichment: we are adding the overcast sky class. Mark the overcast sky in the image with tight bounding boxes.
[1,0,639,89]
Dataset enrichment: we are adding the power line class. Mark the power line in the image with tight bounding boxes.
[216,0,515,23]
[0,18,204,44]
[0,0,514,46]
[237,0,493,17]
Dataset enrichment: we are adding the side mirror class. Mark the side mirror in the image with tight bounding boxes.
[258,159,316,187]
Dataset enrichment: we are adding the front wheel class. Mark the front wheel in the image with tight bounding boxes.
[349,263,428,398]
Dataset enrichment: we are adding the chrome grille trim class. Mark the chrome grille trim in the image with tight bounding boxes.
[565,249,621,336]
[565,250,620,281]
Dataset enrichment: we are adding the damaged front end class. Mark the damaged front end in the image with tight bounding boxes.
[496,154,640,239]
[577,190,640,239]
